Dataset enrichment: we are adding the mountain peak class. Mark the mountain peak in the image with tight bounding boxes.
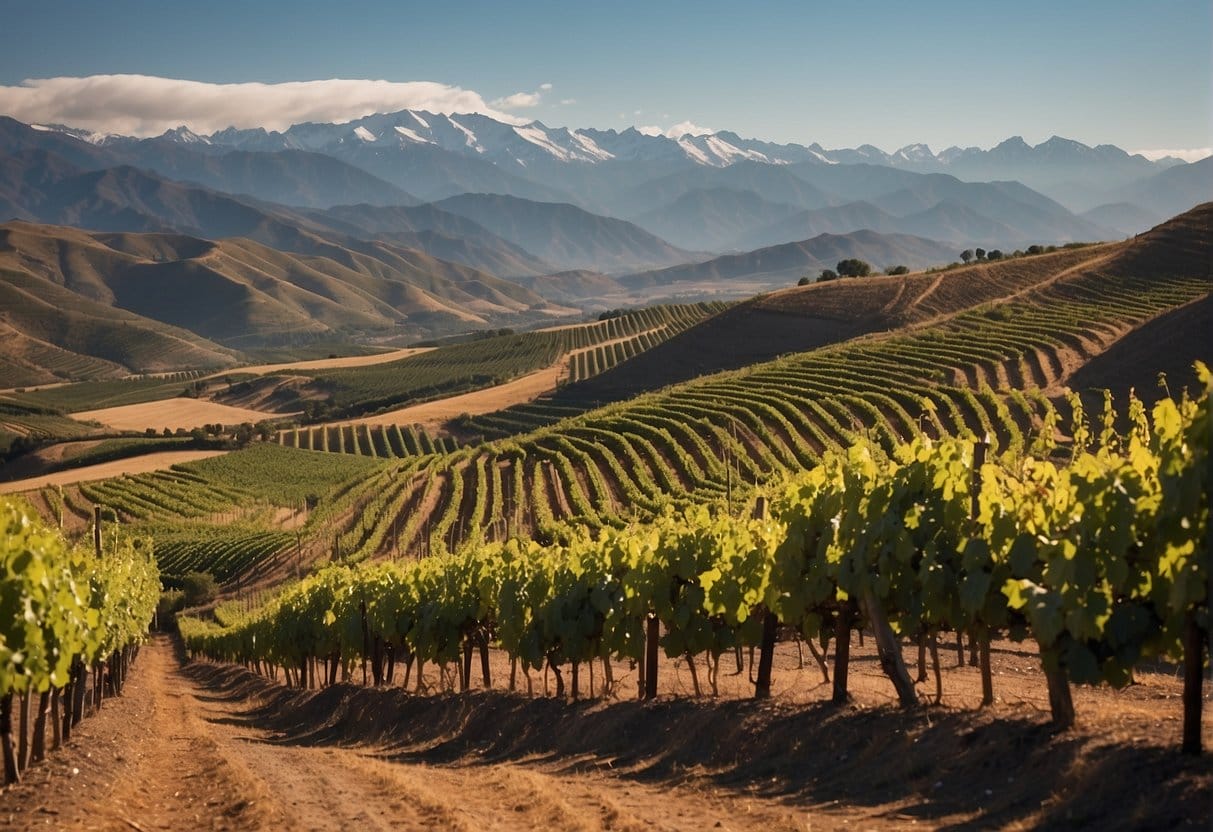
[159,125,210,144]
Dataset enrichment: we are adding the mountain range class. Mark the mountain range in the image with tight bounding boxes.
[0,108,1209,374]
[33,111,1193,210]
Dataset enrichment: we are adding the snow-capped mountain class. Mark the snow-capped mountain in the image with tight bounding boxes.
[17,111,1197,217]
[31,110,1187,184]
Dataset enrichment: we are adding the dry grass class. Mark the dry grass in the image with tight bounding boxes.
[210,347,433,379]
[72,399,279,431]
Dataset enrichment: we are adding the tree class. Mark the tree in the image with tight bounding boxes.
[255,421,275,442]
[819,269,839,282]
[180,571,218,608]
[797,275,812,286]
[987,249,1003,261]
[885,265,909,275]
[1027,244,1044,255]
[234,422,255,447]
[960,249,974,263]
[836,258,872,278]
[975,248,986,261]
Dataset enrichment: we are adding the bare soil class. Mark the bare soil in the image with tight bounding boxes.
[2,633,1207,831]
[207,348,432,379]
[336,365,567,431]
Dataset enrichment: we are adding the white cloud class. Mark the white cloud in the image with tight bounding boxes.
[665,120,715,138]
[559,98,577,106]
[1131,147,1211,163]
[0,74,528,136]
[493,91,543,109]
[492,82,553,110]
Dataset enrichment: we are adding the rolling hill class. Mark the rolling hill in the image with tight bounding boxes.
[0,221,573,359]
[618,229,956,290]
[432,193,701,273]
[304,203,557,276]
[563,204,1212,403]
[631,187,801,252]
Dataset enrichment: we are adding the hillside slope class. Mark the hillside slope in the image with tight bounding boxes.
[563,205,1212,403]
[0,227,240,384]
[618,229,956,289]
[432,193,700,274]
[0,221,572,355]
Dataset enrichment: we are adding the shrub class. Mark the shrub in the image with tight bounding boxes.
[180,571,219,607]
[836,259,872,278]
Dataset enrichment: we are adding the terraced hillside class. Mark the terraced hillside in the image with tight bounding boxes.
[12,206,1210,588]
[18,444,385,584]
[266,301,724,423]
[563,242,1118,402]
[246,206,1211,563]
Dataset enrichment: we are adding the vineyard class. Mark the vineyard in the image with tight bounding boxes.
[0,401,98,454]
[152,526,297,585]
[0,497,160,785]
[180,376,1209,753]
[276,422,459,457]
[302,302,724,417]
[4,371,209,413]
[30,445,386,583]
[0,338,127,390]
[263,265,1210,564]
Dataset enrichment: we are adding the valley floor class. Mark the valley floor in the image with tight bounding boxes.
[2,634,1208,831]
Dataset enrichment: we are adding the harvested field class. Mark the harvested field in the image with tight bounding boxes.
[213,347,432,378]
[72,399,280,431]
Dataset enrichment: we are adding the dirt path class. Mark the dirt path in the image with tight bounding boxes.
[0,450,228,494]
[205,348,433,379]
[335,364,566,430]
[336,326,673,432]
[0,637,829,831]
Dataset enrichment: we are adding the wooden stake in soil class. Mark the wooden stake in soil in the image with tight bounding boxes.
[753,610,778,699]
[832,604,854,704]
[1,694,18,785]
[93,504,103,558]
[969,440,996,706]
[1182,613,1205,755]
[644,614,659,700]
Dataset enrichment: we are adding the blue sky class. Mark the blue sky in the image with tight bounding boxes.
[0,0,1208,156]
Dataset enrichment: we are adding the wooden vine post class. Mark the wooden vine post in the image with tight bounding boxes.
[643,615,659,700]
[970,440,995,707]
[831,602,855,704]
[751,497,778,700]
[1182,613,1204,754]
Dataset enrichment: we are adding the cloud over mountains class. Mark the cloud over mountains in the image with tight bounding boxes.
[0,75,531,136]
